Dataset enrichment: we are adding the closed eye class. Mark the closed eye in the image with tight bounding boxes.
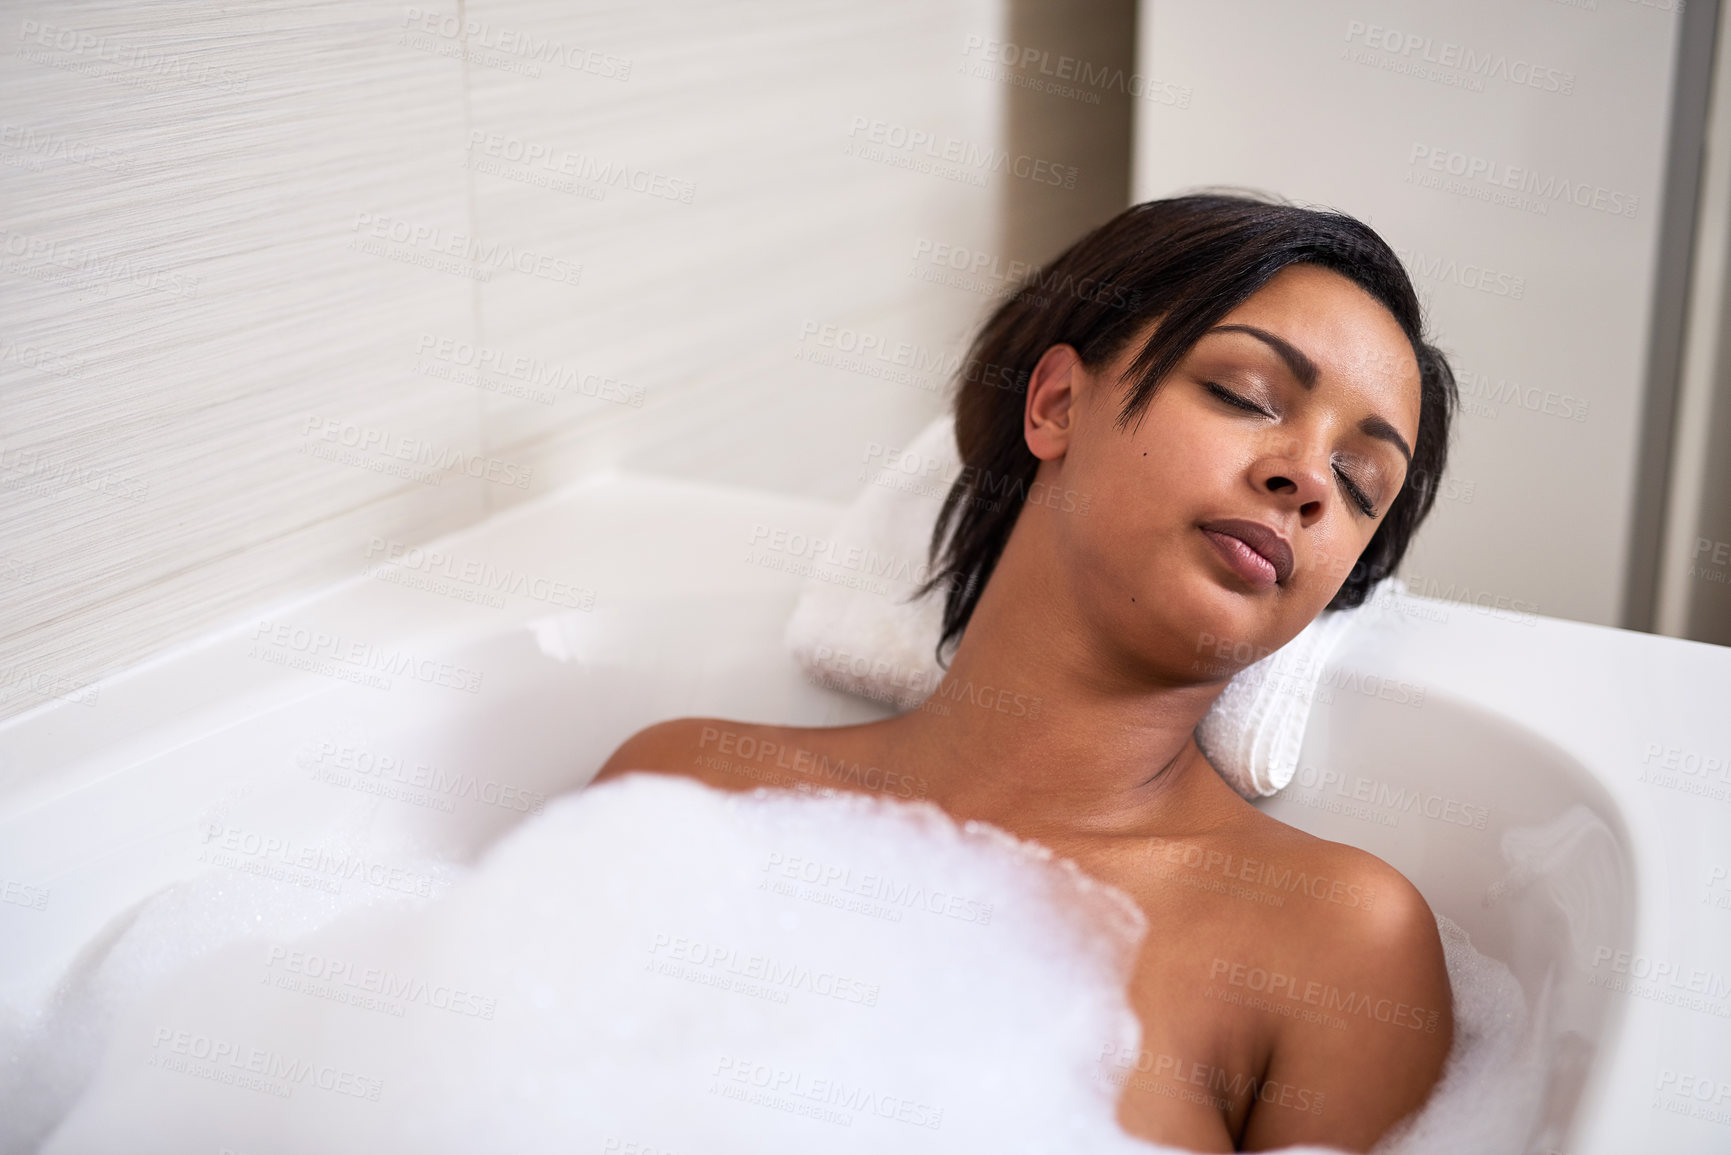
[1335,468,1378,517]
[1205,382,1271,417]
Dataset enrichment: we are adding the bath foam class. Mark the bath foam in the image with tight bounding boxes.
[34,775,1537,1154]
[0,847,457,1155]
[1372,914,1544,1155]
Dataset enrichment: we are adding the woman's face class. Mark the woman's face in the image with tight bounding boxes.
[1023,263,1423,682]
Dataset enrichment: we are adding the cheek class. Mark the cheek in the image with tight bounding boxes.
[1303,520,1377,607]
[1310,534,1360,589]
[1083,399,1235,522]
[1049,402,1241,604]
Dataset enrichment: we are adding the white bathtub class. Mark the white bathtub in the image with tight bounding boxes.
[2,471,1728,1153]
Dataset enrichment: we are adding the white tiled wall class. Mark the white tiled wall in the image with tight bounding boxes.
[0,0,1008,723]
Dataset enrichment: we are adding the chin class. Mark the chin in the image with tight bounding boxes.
[1175,573,1293,675]
[1101,571,1265,683]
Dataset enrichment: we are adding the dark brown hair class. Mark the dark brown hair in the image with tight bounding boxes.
[914,193,1457,665]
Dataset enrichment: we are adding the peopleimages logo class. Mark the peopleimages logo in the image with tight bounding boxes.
[15,19,249,94]
[1344,20,1576,94]
[301,415,535,489]
[845,116,1078,189]
[710,1055,945,1131]
[1,225,201,299]
[1393,245,1525,301]
[401,6,631,79]
[910,238,1138,310]
[148,1026,383,1101]
[1453,366,1590,423]
[463,130,695,204]
[1587,945,1731,1016]
[350,212,583,285]
[364,536,596,611]
[1406,144,1639,219]
[248,618,485,694]
[0,122,131,174]
[958,34,1192,107]
[414,334,644,408]
[761,851,994,925]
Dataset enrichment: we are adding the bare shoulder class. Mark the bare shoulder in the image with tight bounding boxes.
[590,717,914,800]
[591,716,733,787]
[1096,802,1453,1150]
[1257,816,1445,958]
[1237,815,1451,1023]
[1232,815,1454,1151]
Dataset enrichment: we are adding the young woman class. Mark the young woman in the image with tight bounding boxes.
[593,194,1459,1153]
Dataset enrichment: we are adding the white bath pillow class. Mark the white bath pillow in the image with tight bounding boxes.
[784,414,1383,800]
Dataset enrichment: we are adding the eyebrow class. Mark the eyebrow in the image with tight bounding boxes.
[1359,414,1413,466]
[1206,323,1413,465]
[1209,324,1317,388]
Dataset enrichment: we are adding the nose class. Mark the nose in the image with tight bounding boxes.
[1252,443,1332,523]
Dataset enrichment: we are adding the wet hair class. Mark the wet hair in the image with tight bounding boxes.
[915,192,1457,665]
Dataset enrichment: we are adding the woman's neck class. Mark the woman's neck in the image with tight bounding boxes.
[873,535,1247,844]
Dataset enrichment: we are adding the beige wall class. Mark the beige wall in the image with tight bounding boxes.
[1135,0,1689,631]
[995,0,1136,265]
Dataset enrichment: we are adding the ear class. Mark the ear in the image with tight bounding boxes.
[1024,344,1084,462]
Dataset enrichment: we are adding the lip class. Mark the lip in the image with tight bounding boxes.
[1199,519,1295,589]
